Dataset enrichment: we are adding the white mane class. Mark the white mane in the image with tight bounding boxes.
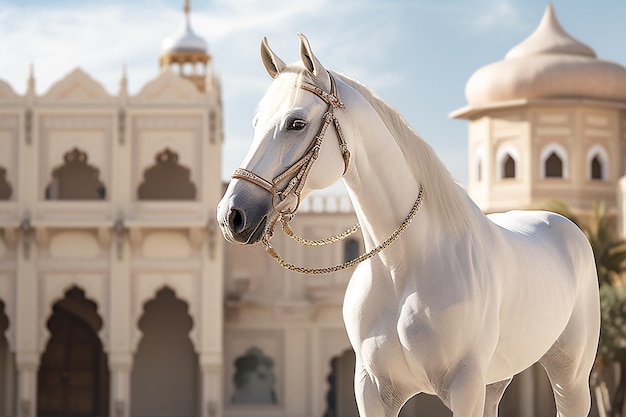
[331,70,483,237]
[255,65,484,237]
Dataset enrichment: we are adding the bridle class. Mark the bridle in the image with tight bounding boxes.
[232,72,350,216]
[231,72,425,274]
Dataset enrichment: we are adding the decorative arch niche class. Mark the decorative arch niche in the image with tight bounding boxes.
[0,167,11,200]
[343,239,359,263]
[587,145,609,181]
[324,349,356,417]
[45,148,106,200]
[540,143,568,179]
[0,300,15,417]
[496,145,520,180]
[473,147,485,183]
[231,347,278,405]
[137,148,196,200]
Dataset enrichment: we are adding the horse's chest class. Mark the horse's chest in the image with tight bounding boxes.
[344,283,431,382]
[344,277,465,392]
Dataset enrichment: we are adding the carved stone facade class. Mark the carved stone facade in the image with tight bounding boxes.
[0,57,225,416]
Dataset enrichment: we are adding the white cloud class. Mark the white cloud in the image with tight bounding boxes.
[0,3,171,94]
[466,0,526,32]
[0,1,467,186]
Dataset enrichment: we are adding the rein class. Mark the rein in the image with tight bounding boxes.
[264,185,424,274]
[232,72,425,274]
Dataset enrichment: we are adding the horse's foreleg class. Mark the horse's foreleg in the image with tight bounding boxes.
[446,361,486,417]
[483,378,512,417]
[354,359,406,417]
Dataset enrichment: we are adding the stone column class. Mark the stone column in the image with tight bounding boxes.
[108,222,132,417]
[15,220,38,417]
[199,222,224,417]
[109,353,132,417]
[200,359,222,417]
[15,353,38,417]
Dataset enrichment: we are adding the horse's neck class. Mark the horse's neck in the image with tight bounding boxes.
[337,78,486,271]
[340,100,429,262]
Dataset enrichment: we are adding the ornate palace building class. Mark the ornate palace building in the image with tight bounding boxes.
[451,5,626,221]
[0,3,620,417]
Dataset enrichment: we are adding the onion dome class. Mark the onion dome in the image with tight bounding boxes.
[161,0,207,54]
[159,0,210,92]
[464,4,626,106]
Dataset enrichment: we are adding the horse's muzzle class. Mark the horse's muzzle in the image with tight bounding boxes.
[217,184,273,245]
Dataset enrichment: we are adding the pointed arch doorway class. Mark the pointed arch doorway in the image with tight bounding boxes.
[0,300,16,417]
[37,287,109,417]
[131,287,198,417]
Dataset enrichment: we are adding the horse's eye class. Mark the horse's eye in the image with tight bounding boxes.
[287,119,307,131]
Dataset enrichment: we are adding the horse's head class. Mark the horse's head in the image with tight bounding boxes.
[217,34,351,245]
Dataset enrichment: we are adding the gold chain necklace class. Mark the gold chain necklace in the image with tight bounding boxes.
[261,185,424,274]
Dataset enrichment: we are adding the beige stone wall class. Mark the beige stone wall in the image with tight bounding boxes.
[467,102,624,215]
[0,68,225,417]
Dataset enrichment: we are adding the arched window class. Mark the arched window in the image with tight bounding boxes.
[231,347,277,405]
[503,155,516,179]
[591,156,602,180]
[324,350,357,417]
[474,148,485,183]
[137,148,196,200]
[0,167,12,200]
[344,239,359,263]
[544,153,563,178]
[496,145,520,180]
[540,144,568,179]
[45,148,106,200]
[587,145,609,181]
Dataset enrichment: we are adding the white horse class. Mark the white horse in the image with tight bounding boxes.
[217,34,600,417]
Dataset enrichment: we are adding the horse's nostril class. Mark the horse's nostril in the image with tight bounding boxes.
[229,208,245,232]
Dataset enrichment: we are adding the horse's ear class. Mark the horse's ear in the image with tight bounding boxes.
[297,33,325,78]
[260,37,286,79]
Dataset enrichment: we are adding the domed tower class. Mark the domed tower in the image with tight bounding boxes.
[160,0,211,91]
[451,4,626,217]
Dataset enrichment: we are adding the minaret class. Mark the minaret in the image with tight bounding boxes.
[159,0,211,91]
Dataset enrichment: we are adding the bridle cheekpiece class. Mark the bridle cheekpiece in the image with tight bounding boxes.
[232,72,350,217]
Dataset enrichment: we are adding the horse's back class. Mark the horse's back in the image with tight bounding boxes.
[488,210,593,285]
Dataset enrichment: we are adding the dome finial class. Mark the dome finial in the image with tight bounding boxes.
[119,64,128,97]
[505,3,595,59]
[184,0,190,19]
[27,62,36,95]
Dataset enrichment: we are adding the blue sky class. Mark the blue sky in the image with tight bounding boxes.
[0,0,625,191]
